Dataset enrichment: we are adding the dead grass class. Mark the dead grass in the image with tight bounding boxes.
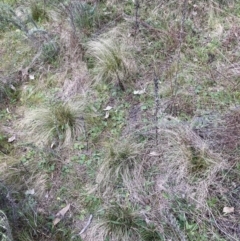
[165,93,197,118]
[87,116,229,240]
[193,107,240,157]
[127,119,225,207]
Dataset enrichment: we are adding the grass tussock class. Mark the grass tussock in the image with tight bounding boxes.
[20,101,86,147]
[88,117,229,240]
[87,27,137,90]
[89,202,164,241]
[89,203,162,241]
[96,136,143,194]
[114,121,227,235]
[153,120,225,204]
[93,204,140,241]
[41,40,60,64]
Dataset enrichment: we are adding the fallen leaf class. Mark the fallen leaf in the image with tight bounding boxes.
[53,217,61,226]
[10,84,16,91]
[104,111,110,119]
[6,108,11,113]
[50,142,56,149]
[8,135,16,143]
[133,89,145,95]
[149,151,161,157]
[56,204,70,217]
[192,11,197,16]
[29,74,35,80]
[25,189,35,195]
[53,204,70,226]
[103,106,112,111]
[223,207,234,214]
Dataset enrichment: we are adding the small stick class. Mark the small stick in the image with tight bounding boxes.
[78,214,93,235]
[133,0,140,43]
[116,72,125,91]
[172,0,188,96]
[153,68,160,146]
[82,117,89,152]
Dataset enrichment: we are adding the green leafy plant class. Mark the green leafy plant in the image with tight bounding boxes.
[0,132,13,154]
[139,224,162,241]
[91,203,162,241]
[0,82,6,102]
[70,1,96,31]
[21,101,86,147]
[41,40,60,64]
[30,1,48,22]
[0,2,49,42]
[0,3,28,33]
[0,210,13,241]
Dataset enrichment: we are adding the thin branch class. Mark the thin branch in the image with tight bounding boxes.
[172,0,188,96]
[82,117,89,152]
[116,71,125,91]
[78,214,93,235]
[133,0,140,43]
[153,67,160,146]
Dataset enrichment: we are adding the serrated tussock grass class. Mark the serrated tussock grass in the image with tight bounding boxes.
[20,101,86,147]
[90,203,140,241]
[96,136,143,194]
[87,28,137,90]
[89,203,163,241]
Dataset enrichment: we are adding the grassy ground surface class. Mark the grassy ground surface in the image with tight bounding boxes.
[1,0,240,240]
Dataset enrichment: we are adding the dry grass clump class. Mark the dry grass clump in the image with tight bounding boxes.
[119,119,226,235]
[58,61,91,101]
[96,135,143,194]
[87,27,137,90]
[192,107,240,157]
[154,120,224,204]
[20,100,86,147]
